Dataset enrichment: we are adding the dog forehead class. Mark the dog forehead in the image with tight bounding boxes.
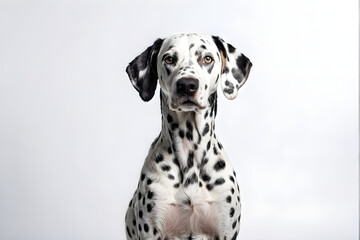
[160,34,216,54]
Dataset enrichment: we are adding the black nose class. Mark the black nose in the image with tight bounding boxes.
[176,78,199,96]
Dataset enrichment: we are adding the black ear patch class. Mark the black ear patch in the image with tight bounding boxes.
[236,54,252,78]
[126,38,164,101]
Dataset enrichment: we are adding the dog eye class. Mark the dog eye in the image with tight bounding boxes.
[164,56,174,64]
[204,56,213,64]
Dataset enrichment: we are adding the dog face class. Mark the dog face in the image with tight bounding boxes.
[126,33,252,112]
[157,34,223,112]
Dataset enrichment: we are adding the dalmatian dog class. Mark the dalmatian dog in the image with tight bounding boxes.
[125,33,252,240]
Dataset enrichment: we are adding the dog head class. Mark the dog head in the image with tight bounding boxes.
[126,33,252,112]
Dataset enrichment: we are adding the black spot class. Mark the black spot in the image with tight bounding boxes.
[228,43,236,53]
[200,45,206,49]
[232,220,237,229]
[155,154,164,163]
[226,195,232,203]
[139,210,143,218]
[184,172,198,187]
[206,184,214,191]
[237,196,240,202]
[173,183,180,188]
[144,223,149,232]
[167,114,173,123]
[229,175,235,183]
[168,174,175,180]
[214,159,226,171]
[161,165,171,171]
[187,151,194,168]
[138,192,142,200]
[141,173,146,181]
[167,147,172,154]
[128,199,132,207]
[205,84,208,90]
[179,129,185,138]
[213,145,218,155]
[208,91,217,106]
[147,203,153,212]
[138,224,142,232]
[231,231,238,240]
[147,178,153,185]
[126,227,132,238]
[231,188,235,194]
[186,131,193,141]
[224,87,234,95]
[200,39,206,43]
[218,142,223,149]
[197,131,202,144]
[202,123,210,136]
[132,219,136,226]
[223,67,229,74]
[214,177,225,185]
[153,228,158,235]
[201,172,211,182]
[200,157,208,167]
[207,140,211,151]
[204,111,209,119]
[147,191,154,199]
[230,207,235,217]
[199,182,203,187]
[173,157,183,182]
[231,68,242,82]
[171,123,179,130]
[142,196,146,205]
[186,121,193,131]
[189,43,194,49]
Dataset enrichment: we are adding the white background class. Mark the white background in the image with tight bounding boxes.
[0,0,358,239]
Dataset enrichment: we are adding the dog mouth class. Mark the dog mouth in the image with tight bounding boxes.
[171,97,205,111]
[182,99,197,106]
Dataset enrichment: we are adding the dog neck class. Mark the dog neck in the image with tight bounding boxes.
[158,91,218,176]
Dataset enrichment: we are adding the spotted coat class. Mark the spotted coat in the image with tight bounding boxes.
[125,33,252,240]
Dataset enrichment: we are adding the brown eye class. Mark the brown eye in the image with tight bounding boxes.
[164,56,174,64]
[204,56,213,64]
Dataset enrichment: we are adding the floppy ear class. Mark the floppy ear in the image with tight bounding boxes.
[126,38,164,101]
[212,36,252,100]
